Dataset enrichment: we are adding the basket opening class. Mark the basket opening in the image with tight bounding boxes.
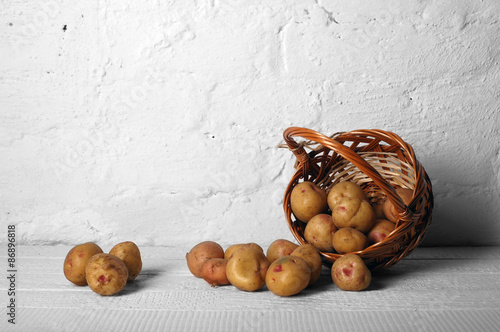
[282,127,433,270]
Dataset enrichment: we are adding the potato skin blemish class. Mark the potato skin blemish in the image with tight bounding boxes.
[266,256,311,296]
[86,253,128,296]
[342,268,353,277]
[273,264,283,272]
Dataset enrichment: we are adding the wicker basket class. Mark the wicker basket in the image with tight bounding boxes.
[282,127,434,271]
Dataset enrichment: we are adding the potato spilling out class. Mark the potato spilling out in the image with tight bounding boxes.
[266,256,311,296]
[327,181,367,211]
[290,244,323,285]
[185,179,406,295]
[383,188,414,223]
[290,181,328,222]
[304,214,337,252]
[63,242,103,286]
[186,241,224,278]
[367,219,396,244]
[109,241,142,282]
[332,197,375,233]
[332,227,369,254]
[224,243,263,260]
[266,239,299,263]
[200,258,230,287]
[331,254,371,291]
[226,246,270,292]
[86,253,129,296]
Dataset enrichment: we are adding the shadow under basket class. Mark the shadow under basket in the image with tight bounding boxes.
[282,127,434,271]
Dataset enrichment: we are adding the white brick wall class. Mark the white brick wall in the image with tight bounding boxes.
[1,0,499,247]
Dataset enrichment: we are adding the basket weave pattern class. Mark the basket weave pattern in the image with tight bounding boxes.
[282,127,434,270]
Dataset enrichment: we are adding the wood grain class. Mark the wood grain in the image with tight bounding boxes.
[2,246,500,331]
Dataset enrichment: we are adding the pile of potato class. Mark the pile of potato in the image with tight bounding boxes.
[294,180,412,255]
[186,240,315,296]
[186,238,366,295]
[186,180,413,295]
[63,241,142,296]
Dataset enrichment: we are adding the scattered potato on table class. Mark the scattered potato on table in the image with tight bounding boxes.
[224,243,263,260]
[186,241,224,278]
[63,242,103,286]
[266,239,299,263]
[331,254,371,291]
[86,253,129,296]
[291,244,323,285]
[266,256,311,296]
[109,241,142,281]
[226,246,270,292]
[200,258,230,287]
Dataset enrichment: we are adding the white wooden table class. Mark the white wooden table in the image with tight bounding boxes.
[2,246,500,332]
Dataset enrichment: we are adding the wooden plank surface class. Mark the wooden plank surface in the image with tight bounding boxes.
[1,246,500,331]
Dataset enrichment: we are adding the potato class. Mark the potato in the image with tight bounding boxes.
[332,227,369,254]
[226,246,270,292]
[331,197,375,233]
[224,243,263,260]
[327,181,367,211]
[383,188,413,222]
[367,219,396,244]
[290,181,328,222]
[266,239,299,263]
[266,256,311,297]
[63,242,103,286]
[372,199,386,219]
[109,241,142,281]
[86,253,129,296]
[331,254,371,291]
[200,258,230,287]
[290,244,323,285]
[304,214,337,252]
[186,241,224,278]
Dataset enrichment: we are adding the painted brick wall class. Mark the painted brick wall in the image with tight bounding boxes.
[1,0,499,247]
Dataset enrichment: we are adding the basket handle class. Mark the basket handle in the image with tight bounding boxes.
[283,126,413,221]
